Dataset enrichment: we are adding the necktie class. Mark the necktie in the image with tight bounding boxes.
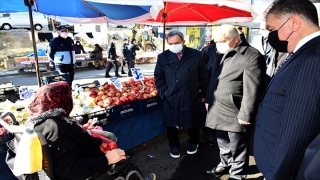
[177,52,182,60]
[275,53,293,74]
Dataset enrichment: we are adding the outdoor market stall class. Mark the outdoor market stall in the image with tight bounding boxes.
[0,76,165,151]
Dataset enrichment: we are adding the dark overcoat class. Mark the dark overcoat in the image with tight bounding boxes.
[154,46,208,128]
[205,41,266,133]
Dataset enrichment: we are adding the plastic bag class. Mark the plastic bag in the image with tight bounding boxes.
[90,130,118,153]
[13,128,42,176]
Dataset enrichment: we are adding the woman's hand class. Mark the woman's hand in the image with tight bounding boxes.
[105,148,126,165]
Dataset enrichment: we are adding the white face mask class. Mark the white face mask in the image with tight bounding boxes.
[60,32,68,39]
[168,44,183,53]
[260,30,269,37]
[76,43,80,45]
[216,41,233,54]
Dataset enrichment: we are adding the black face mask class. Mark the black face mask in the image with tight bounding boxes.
[268,18,294,52]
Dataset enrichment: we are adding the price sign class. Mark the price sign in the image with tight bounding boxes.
[110,77,123,91]
[19,87,35,99]
[131,67,144,81]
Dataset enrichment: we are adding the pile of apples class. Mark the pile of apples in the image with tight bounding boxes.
[88,77,158,108]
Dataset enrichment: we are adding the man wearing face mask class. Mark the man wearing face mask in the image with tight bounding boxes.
[253,1,320,179]
[48,26,76,87]
[205,25,266,180]
[74,40,86,54]
[105,37,121,78]
[154,30,208,159]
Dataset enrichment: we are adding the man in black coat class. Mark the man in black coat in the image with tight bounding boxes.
[154,30,208,159]
[205,25,266,179]
[121,38,129,74]
[200,40,219,142]
[127,38,140,77]
[105,37,121,78]
[48,26,76,87]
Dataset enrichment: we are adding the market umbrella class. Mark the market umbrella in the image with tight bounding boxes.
[143,0,257,50]
[35,0,156,25]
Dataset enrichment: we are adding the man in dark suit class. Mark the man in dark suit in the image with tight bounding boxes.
[205,25,266,180]
[253,0,320,179]
[154,30,208,158]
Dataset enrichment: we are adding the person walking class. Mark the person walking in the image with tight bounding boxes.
[253,0,320,179]
[90,44,103,70]
[127,38,140,77]
[205,25,266,180]
[121,38,129,74]
[154,30,208,158]
[105,37,121,78]
[48,25,75,87]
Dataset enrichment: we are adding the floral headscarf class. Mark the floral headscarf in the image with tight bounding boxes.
[26,81,76,127]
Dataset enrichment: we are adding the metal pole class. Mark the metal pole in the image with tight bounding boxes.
[25,0,41,87]
[162,13,167,51]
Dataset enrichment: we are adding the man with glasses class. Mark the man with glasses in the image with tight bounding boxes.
[48,26,75,87]
[254,0,320,179]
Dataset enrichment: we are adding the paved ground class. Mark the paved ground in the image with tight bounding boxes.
[0,63,264,180]
[127,130,263,180]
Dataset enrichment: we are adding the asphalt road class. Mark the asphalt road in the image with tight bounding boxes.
[0,63,263,180]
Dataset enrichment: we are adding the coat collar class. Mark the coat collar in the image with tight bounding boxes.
[164,46,193,69]
[234,41,249,54]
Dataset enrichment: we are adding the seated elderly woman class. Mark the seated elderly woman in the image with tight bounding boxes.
[25,81,155,180]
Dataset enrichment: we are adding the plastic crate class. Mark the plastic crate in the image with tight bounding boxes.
[72,114,89,125]
[40,72,71,86]
[111,101,140,122]
[0,93,20,103]
[139,96,163,114]
[88,108,112,126]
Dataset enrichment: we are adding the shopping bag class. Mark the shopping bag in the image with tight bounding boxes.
[90,130,118,153]
[13,128,42,176]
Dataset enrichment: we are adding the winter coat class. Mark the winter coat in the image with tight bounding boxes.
[205,41,266,132]
[154,46,208,128]
[91,46,103,59]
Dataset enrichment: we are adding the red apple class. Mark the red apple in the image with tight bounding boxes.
[128,95,136,101]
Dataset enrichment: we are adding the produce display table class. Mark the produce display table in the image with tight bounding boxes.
[135,52,158,64]
[102,108,165,151]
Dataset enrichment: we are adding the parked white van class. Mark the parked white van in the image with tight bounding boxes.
[0,12,48,31]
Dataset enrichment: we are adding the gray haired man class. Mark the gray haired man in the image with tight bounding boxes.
[154,30,208,158]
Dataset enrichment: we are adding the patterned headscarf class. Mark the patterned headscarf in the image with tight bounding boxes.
[26,81,76,127]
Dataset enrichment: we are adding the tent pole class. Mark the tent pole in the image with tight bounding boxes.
[162,12,167,51]
[25,0,41,87]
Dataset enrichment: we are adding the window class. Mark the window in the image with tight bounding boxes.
[95,25,101,32]
[2,13,10,17]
